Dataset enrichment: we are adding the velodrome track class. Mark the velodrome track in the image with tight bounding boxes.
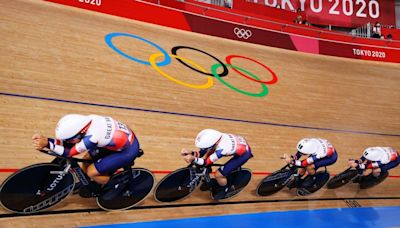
[0,0,399,226]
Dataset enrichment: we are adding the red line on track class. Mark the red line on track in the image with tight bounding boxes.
[0,169,18,173]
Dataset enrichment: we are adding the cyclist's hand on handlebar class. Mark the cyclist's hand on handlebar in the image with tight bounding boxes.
[181,149,196,156]
[282,154,293,164]
[181,149,195,164]
[184,154,195,164]
[32,134,48,151]
[181,148,190,156]
[348,159,358,168]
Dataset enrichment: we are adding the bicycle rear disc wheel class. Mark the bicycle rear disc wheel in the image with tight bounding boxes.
[359,171,389,189]
[97,168,155,211]
[211,168,252,200]
[297,171,330,196]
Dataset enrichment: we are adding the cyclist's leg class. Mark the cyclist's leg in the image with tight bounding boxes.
[302,152,337,185]
[214,170,228,187]
[297,168,306,176]
[217,151,253,187]
[212,151,251,198]
[93,139,140,183]
[305,164,316,175]
[287,168,305,188]
[370,158,400,181]
[313,152,338,172]
[97,139,140,199]
[87,165,111,185]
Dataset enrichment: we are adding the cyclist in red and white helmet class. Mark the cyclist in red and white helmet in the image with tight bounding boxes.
[283,138,338,187]
[32,114,141,199]
[348,147,399,178]
[181,129,253,196]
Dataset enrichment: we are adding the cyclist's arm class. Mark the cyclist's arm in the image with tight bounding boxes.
[194,149,224,166]
[355,156,369,169]
[360,156,397,169]
[292,152,314,167]
[48,135,98,157]
[293,147,335,167]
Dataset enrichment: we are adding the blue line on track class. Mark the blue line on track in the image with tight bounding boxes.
[1,92,399,137]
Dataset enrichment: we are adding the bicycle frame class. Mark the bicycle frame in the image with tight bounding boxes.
[44,150,93,187]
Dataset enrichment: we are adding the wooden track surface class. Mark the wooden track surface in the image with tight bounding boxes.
[0,0,399,227]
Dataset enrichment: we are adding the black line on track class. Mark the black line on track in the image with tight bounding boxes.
[1,196,399,218]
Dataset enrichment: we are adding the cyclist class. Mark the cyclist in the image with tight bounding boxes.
[348,147,399,183]
[32,114,142,199]
[283,138,338,188]
[181,129,253,199]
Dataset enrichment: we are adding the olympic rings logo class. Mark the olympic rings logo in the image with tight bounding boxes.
[105,32,278,97]
[234,27,252,39]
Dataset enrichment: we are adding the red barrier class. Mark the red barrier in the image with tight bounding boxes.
[246,18,284,31]
[381,27,400,41]
[387,42,400,49]
[319,31,356,42]
[282,25,321,37]
[44,0,400,63]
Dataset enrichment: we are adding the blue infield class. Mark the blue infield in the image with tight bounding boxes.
[83,206,400,228]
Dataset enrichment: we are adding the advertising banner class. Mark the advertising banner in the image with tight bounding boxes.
[260,0,396,28]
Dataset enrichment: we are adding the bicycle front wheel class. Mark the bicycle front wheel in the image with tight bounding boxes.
[154,167,199,203]
[0,163,75,214]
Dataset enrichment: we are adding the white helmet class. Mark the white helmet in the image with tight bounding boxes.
[195,129,222,149]
[363,147,384,162]
[296,138,319,155]
[55,114,91,140]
